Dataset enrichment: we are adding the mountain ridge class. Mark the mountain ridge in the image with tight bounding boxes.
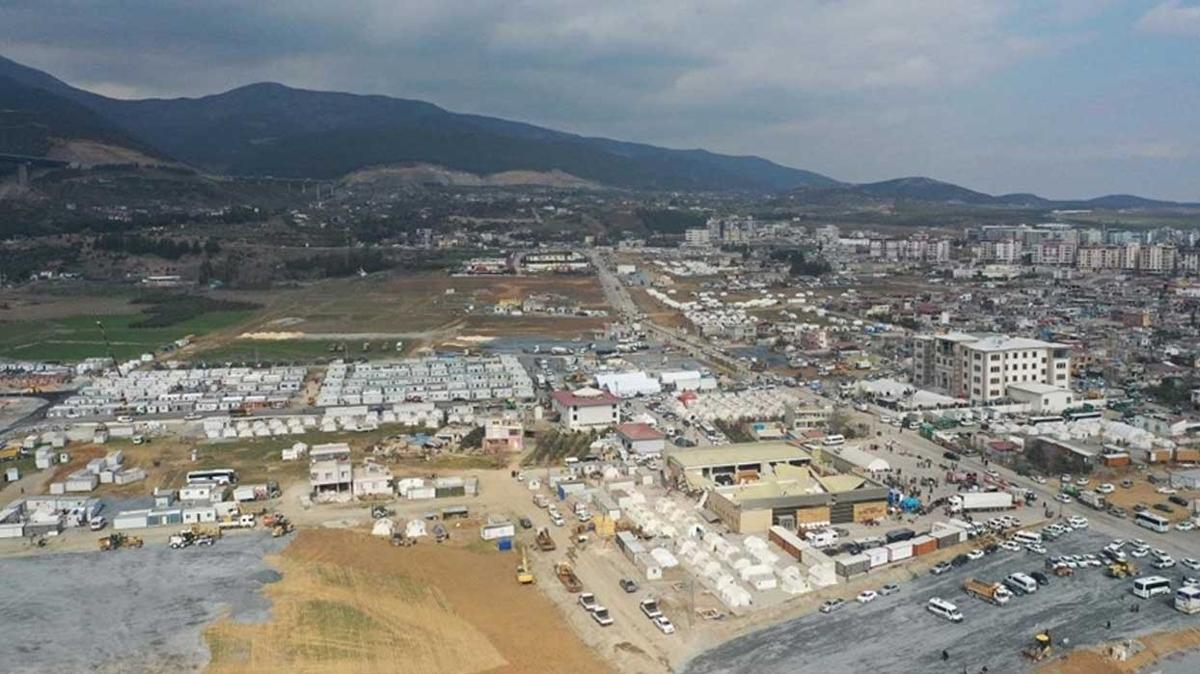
[1,55,1195,206]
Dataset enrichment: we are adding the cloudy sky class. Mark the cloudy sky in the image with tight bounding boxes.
[2,1,1198,199]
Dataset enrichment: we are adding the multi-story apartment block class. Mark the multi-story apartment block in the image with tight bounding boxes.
[912,333,1071,404]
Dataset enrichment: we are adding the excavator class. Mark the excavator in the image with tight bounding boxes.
[516,546,534,585]
[99,532,144,551]
[1022,631,1053,661]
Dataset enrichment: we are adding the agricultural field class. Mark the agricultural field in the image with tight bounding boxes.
[0,309,253,362]
[205,529,616,674]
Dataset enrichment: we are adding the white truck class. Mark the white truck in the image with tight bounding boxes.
[950,492,1015,513]
[217,514,257,530]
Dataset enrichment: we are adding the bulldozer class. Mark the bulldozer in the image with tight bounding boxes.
[98,533,143,551]
[1106,560,1138,579]
[1022,631,1053,661]
[516,547,534,585]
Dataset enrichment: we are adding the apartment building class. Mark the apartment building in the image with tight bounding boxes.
[912,332,1071,404]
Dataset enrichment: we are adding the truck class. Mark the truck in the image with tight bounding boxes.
[555,561,584,593]
[232,482,281,503]
[950,492,1014,513]
[1105,560,1138,579]
[1078,490,1106,511]
[217,513,257,530]
[963,578,1013,605]
[535,527,557,552]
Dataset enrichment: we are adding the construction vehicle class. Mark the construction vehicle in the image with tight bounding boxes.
[98,533,143,551]
[535,527,557,552]
[516,547,534,585]
[555,561,584,593]
[270,515,295,538]
[1106,560,1138,579]
[1053,564,1074,577]
[170,526,220,549]
[1022,631,1053,661]
[433,523,449,543]
[963,578,1014,605]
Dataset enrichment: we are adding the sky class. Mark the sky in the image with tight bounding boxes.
[1,0,1198,200]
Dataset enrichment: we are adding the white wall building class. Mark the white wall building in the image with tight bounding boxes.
[551,387,620,431]
[913,332,1071,404]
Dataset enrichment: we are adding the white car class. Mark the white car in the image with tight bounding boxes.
[653,616,676,634]
[966,549,985,561]
[1096,483,1115,494]
[1129,547,1149,558]
[880,583,901,596]
[1055,494,1072,504]
[1156,486,1179,495]
[1176,521,1195,532]
[999,541,1022,552]
[857,590,878,604]
[1068,516,1089,529]
[1076,477,1089,486]
[1026,544,1048,555]
[1060,474,1072,483]
[1181,558,1200,571]
[1031,475,1047,485]
[591,607,614,627]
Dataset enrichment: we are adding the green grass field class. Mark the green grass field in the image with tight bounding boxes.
[0,310,253,362]
[190,338,414,364]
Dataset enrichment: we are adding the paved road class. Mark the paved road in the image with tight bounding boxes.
[588,249,752,378]
[685,529,1198,674]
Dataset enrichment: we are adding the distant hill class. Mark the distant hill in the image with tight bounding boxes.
[1,54,1195,204]
[0,74,156,160]
[791,175,1198,210]
[0,55,838,191]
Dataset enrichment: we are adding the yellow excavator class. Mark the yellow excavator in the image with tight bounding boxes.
[1022,631,1053,661]
[516,546,534,585]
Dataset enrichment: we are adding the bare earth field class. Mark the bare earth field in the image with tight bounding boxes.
[205,529,618,674]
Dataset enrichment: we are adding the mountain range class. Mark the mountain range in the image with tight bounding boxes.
[0,55,1194,207]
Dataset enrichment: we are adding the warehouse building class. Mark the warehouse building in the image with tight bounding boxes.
[615,423,666,456]
[667,442,888,534]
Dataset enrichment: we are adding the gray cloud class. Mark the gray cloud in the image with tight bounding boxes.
[1,1,1195,199]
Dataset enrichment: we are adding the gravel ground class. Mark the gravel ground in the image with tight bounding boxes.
[0,532,288,673]
[685,530,1198,674]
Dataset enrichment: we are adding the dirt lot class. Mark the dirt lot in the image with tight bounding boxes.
[1036,627,1200,673]
[188,272,612,358]
[1086,474,1199,523]
[205,528,617,674]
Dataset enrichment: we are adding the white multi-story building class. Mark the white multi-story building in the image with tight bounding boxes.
[912,333,1071,404]
[551,387,620,431]
[684,228,712,247]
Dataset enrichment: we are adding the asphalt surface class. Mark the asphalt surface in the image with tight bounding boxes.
[0,532,288,673]
[684,529,1199,674]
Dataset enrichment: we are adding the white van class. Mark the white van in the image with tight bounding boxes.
[823,434,846,447]
[1005,572,1038,595]
[805,528,839,549]
[1012,530,1042,546]
[927,597,964,623]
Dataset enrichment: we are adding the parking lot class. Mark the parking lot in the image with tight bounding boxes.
[685,528,1199,674]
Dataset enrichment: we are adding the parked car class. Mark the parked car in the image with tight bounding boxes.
[653,615,675,634]
[1096,483,1115,494]
[89,516,107,531]
[819,598,847,614]
[1169,495,1189,507]
[880,583,900,596]
[578,593,599,612]
[856,590,878,604]
[1108,506,1128,518]
[519,517,534,530]
[1176,521,1195,532]
[1153,503,1174,514]
[1030,571,1050,586]
[591,607,614,627]
[1181,558,1200,571]
[951,554,970,567]
[930,561,953,575]
[619,578,639,593]
[966,549,985,561]
[639,598,663,620]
